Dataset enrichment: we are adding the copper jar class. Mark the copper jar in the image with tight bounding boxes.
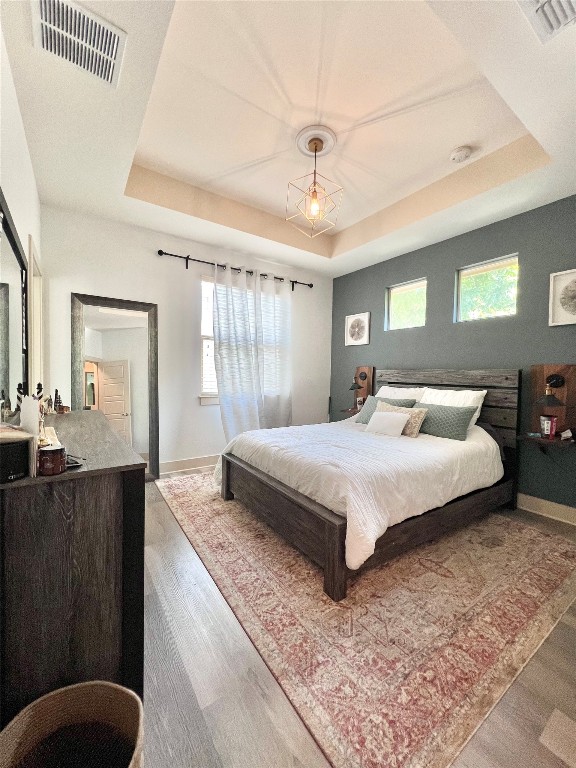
[38,445,67,476]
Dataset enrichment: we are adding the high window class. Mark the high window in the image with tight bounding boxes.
[201,279,218,395]
[386,278,427,330]
[456,255,518,322]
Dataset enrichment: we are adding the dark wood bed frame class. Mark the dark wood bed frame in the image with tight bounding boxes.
[221,369,521,601]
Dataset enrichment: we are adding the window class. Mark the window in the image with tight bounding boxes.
[386,278,427,330]
[201,280,218,395]
[456,255,518,322]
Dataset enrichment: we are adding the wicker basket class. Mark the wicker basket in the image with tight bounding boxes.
[0,681,143,768]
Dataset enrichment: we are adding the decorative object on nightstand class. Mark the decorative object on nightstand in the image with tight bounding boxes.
[345,312,370,346]
[530,364,576,436]
[539,414,558,440]
[549,269,576,326]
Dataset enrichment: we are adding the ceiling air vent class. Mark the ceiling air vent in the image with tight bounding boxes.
[518,0,576,43]
[31,0,127,86]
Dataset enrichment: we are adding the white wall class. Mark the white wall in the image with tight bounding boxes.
[84,327,102,359]
[1,29,42,402]
[101,327,149,455]
[42,205,333,463]
[0,31,41,262]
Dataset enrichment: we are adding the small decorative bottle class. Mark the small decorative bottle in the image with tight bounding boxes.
[16,383,25,411]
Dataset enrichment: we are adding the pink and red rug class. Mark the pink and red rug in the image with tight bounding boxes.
[156,473,576,768]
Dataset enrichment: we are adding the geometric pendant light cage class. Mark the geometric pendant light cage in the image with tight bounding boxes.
[286,126,343,238]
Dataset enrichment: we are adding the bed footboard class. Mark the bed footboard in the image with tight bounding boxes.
[221,456,515,603]
[221,453,349,600]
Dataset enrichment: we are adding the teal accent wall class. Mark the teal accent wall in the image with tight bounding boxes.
[331,195,576,507]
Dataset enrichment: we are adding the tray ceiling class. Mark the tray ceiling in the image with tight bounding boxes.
[2,0,575,276]
[133,1,530,232]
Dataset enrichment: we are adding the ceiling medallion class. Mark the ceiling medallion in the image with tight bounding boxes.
[286,125,343,238]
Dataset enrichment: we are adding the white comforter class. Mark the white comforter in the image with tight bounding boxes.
[215,420,503,570]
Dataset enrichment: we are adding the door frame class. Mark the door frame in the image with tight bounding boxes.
[71,293,159,479]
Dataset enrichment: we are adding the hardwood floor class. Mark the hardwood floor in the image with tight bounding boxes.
[144,481,576,767]
[144,478,330,768]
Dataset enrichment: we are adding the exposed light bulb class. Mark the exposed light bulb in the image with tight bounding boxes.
[309,190,320,218]
[286,126,343,237]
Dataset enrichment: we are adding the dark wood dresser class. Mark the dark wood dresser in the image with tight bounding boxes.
[0,410,146,726]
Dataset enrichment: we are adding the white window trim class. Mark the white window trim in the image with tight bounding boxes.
[200,277,219,399]
[199,395,219,406]
[200,334,218,398]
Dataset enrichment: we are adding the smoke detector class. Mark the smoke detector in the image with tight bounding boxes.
[450,146,473,164]
[30,0,127,87]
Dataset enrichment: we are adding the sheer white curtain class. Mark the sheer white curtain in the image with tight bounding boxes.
[213,263,292,442]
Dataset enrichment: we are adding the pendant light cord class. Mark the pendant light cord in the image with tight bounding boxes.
[313,144,317,186]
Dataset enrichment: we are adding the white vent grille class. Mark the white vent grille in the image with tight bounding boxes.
[31,0,127,86]
[518,0,576,42]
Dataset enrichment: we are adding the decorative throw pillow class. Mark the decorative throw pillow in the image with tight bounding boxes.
[375,385,425,402]
[375,402,428,438]
[419,403,478,441]
[365,411,410,437]
[355,395,417,425]
[419,387,487,426]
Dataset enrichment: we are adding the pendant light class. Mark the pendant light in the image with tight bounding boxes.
[286,125,343,238]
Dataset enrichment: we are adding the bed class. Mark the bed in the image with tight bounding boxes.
[220,369,521,601]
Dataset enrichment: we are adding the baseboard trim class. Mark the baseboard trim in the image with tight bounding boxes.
[517,493,576,527]
[160,455,218,476]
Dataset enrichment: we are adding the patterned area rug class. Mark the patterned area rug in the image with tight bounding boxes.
[156,474,576,768]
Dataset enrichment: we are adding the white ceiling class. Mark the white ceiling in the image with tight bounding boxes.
[2,0,575,278]
[135,1,528,231]
[83,305,148,331]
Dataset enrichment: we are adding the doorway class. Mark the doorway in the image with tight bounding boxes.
[84,358,135,446]
[71,293,159,479]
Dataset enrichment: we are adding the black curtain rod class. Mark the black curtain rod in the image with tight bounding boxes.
[158,250,313,290]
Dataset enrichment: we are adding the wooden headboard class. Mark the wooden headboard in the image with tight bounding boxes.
[374,369,521,450]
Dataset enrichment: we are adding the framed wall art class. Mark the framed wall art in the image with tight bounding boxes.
[549,268,576,326]
[345,312,370,345]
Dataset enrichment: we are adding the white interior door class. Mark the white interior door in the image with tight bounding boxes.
[98,360,132,445]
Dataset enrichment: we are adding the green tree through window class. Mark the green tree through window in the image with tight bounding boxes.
[387,279,427,330]
[458,256,518,321]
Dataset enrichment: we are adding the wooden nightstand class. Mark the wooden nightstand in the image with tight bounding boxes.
[519,435,575,453]
[341,407,360,416]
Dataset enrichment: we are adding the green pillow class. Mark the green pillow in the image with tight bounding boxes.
[356,395,417,424]
[419,403,478,441]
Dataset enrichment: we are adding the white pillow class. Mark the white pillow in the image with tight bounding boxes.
[375,385,426,402]
[419,387,487,426]
[365,411,410,437]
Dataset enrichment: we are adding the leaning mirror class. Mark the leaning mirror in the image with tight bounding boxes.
[0,189,28,413]
[71,293,159,480]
